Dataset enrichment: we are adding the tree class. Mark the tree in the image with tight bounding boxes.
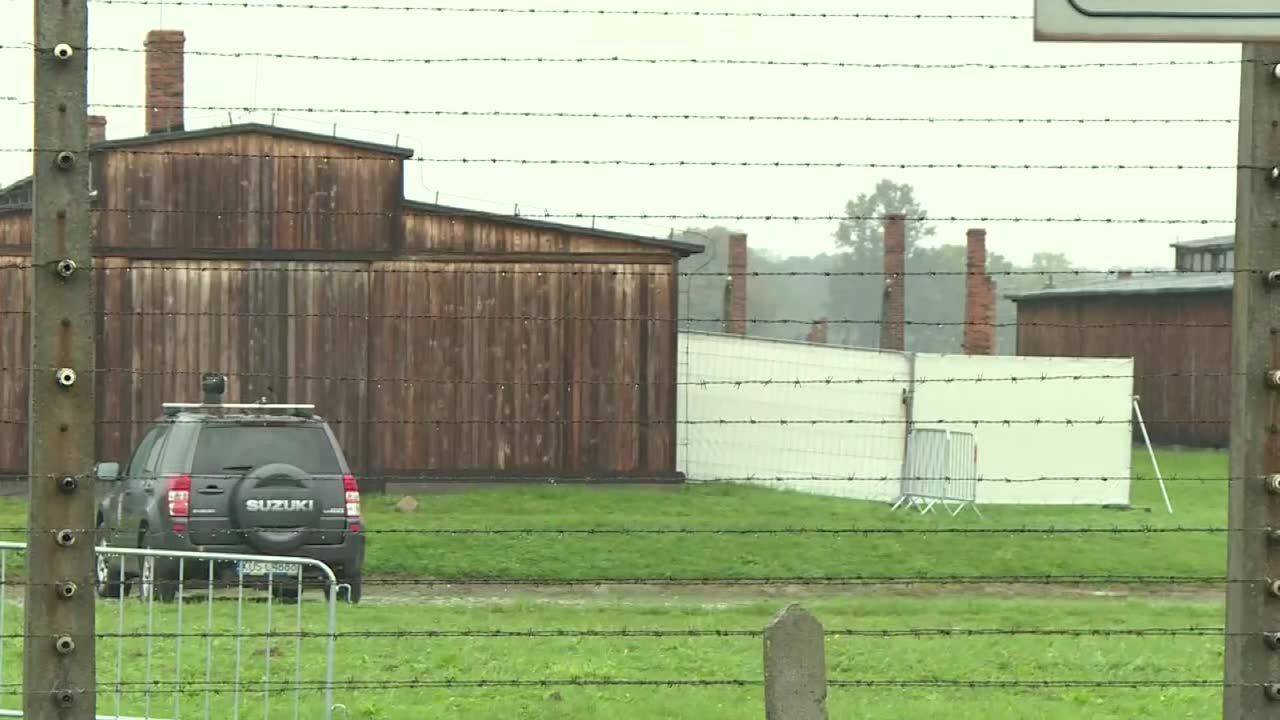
[827,179,936,347]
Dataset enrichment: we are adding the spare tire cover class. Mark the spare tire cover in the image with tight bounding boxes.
[231,463,322,554]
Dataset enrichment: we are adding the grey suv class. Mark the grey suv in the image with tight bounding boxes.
[93,375,366,603]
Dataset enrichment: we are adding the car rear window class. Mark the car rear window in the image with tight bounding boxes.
[191,423,342,475]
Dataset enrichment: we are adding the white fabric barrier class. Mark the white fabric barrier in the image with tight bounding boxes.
[677,332,1134,506]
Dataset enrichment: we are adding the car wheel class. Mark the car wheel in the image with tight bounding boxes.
[137,553,177,603]
[94,522,130,600]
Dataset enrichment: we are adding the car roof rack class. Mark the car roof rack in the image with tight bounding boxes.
[162,402,317,418]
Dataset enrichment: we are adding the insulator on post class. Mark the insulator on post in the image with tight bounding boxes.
[1266,475,1280,495]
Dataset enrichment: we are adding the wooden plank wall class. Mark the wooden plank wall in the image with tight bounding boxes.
[0,213,31,251]
[1016,292,1231,447]
[368,260,676,477]
[94,259,371,470]
[402,211,673,258]
[92,135,401,254]
[0,257,678,481]
[0,257,29,473]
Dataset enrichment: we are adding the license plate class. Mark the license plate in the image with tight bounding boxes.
[236,560,298,577]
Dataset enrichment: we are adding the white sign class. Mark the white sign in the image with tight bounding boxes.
[1035,0,1280,42]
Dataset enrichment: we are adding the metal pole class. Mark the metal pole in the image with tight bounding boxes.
[1131,397,1171,514]
[1225,42,1280,718]
[28,0,95,716]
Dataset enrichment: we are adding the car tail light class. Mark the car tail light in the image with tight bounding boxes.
[167,474,192,534]
[343,474,362,533]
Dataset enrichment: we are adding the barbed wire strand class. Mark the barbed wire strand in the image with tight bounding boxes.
[82,2,1041,20]
[0,43,1248,71]
[0,309,1235,329]
[0,575,1237,587]
[0,146,1251,172]
[0,626,1229,640]
[0,525,1245,536]
[1,99,1239,124]
[0,416,1233,427]
[46,207,1242,225]
[0,678,1238,695]
[0,472,1241,484]
[0,261,1255,280]
[0,365,1245,386]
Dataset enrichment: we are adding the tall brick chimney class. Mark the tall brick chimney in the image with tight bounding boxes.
[724,233,748,335]
[963,229,996,355]
[145,30,185,134]
[879,214,906,351]
[87,115,107,145]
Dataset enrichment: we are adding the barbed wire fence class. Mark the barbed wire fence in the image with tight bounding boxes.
[3,2,1264,719]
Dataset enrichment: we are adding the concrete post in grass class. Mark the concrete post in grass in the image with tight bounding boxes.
[764,604,828,719]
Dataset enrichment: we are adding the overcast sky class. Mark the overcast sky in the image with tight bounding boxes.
[0,0,1244,268]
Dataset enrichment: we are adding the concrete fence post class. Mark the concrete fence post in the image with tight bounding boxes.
[764,604,828,719]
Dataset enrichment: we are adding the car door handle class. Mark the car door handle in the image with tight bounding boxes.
[199,486,225,495]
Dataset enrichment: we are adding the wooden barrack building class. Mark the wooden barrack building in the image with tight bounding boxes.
[0,29,702,486]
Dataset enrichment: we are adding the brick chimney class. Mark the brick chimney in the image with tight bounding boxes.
[87,115,107,145]
[724,233,748,335]
[963,229,996,355]
[879,214,906,351]
[145,30,185,134]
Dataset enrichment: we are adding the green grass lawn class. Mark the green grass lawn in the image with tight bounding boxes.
[0,448,1235,718]
[0,592,1226,720]
[0,448,1232,582]
[362,448,1228,582]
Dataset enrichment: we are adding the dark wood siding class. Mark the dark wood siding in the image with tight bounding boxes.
[0,212,30,250]
[92,135,401,255]
[93,259,371,471]
[0,130,689,484]
[1016,292,1231,447]
[367,260,675,478]
[0,257,679,482]
[402,211,674,259]
[0,257,28,473]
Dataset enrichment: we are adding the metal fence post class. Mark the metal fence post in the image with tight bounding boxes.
[28,0,96,716]
[763,604,828,720]
[1226,42,1280,718]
